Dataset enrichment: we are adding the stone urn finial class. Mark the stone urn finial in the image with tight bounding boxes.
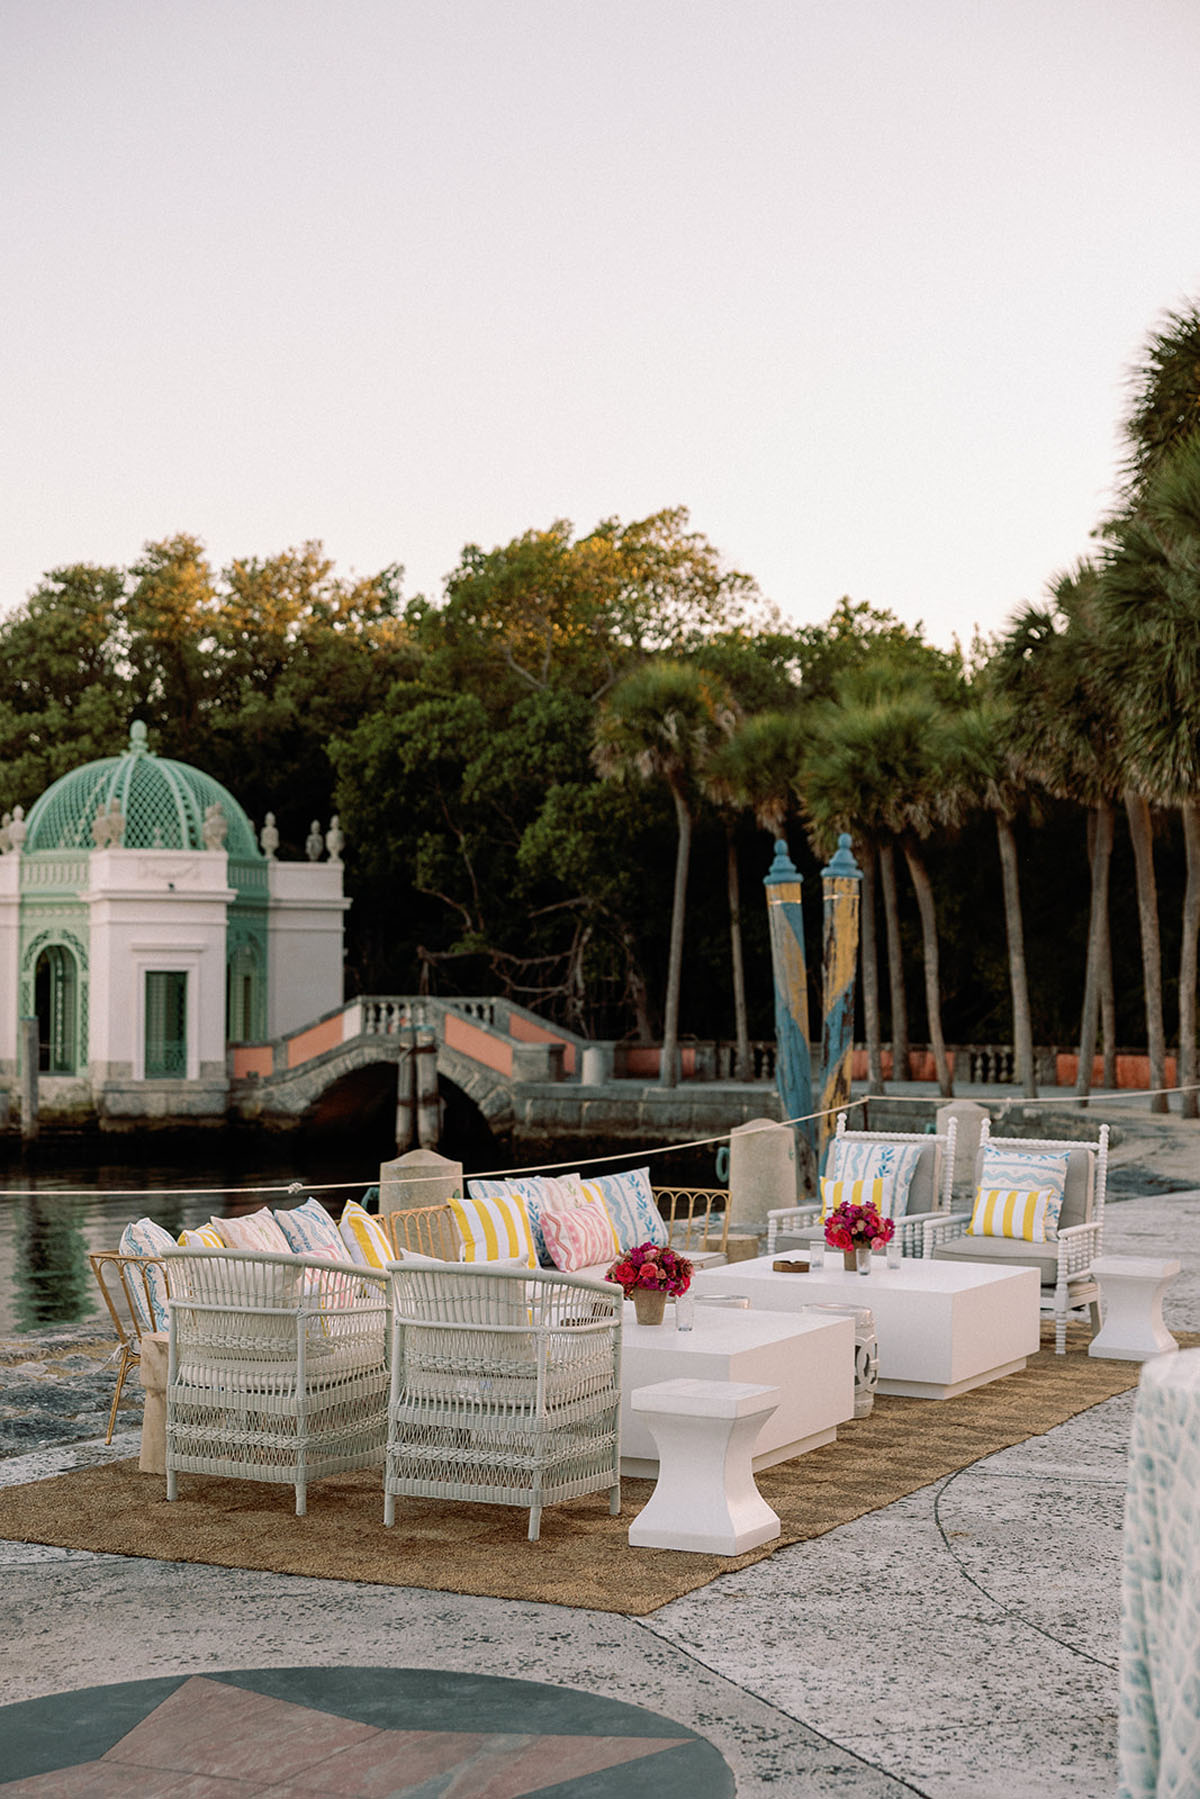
[8,805,26,855]
[325,814,344,864]
[202,802,228,851]
[106,795,125,846]
[260,811,280,859]
[305,819,324,862]
[0,812,12,855]
[92,803,112,849]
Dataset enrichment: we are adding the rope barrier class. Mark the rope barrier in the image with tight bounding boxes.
[1,1079,1195,1203]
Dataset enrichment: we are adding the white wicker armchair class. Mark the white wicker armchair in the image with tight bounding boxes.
[923,1122,1109,1354]
[383,1262,622,1542]
[163,1248,390,1516]
[766,1113,958,1258]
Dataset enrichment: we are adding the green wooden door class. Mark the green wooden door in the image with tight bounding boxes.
[145,971,187,1078]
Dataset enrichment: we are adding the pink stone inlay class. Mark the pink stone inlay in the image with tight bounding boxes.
[101,1678,379,1785]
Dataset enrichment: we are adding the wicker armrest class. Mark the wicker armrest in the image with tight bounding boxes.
[765,1204,820,1252]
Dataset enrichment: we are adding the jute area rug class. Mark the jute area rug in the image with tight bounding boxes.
[0,1327,1181,1618]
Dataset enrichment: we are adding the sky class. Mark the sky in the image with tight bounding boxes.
[3,0,1199,651]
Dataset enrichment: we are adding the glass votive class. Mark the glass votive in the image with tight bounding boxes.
[675,1292,695,1331]
[886,1235,903,1271]
[809,1236,826,1270]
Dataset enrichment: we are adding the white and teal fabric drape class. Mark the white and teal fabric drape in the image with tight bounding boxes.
[1119,1348,1200,1797]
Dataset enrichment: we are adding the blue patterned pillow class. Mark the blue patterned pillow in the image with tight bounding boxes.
[273,1196,343,1256]
[592,1167,667,1251]
[979,1145,1069,1203]
[117,1217,175,1330]
[829,1141,923,1218]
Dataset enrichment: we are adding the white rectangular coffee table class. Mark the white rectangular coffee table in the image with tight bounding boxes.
[691,1257,1040,1399]
[620,1303,854,1476]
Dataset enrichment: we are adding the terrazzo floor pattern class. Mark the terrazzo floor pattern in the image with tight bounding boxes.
[1,1188,1197,1796]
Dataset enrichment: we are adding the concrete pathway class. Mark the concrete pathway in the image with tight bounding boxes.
[2,1186,1197,1796]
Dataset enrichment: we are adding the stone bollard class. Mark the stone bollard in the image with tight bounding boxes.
[936,1099,988,1202]
[138,1333,169,1475]
[727,1117,803,1236]
[379,1147,464,1214]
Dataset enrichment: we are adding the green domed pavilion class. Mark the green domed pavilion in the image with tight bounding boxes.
[0,723,348,1124]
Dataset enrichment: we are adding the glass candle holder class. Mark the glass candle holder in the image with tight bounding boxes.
[809,1236,826,1270]
[675,1292,695,1332]
[886,1235,903,1271]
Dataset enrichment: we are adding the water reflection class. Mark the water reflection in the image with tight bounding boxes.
[15,1195,95,1331]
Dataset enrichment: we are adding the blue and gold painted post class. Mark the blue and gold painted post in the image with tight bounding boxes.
[764,839,814,1154]
[817,833,862,1164]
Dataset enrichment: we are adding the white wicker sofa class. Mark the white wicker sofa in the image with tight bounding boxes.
[162,1247,390,1515]
[766,1113,958,1258]
[923,1121,1110,1354]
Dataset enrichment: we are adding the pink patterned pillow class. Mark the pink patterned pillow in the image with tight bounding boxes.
[541,1204,617,1273]
[213,1207,292,1254]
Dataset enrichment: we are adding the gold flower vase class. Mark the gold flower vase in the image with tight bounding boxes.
[633,1288,667,1326]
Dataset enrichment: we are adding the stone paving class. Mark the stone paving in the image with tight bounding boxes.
[1,1167,1197,1795]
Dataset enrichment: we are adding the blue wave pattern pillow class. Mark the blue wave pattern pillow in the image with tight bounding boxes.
[117,1217,175,1330]
[979,1146,1069,1203]
[829,1141,923,1218]
[273,1196,343,1256]
[592,1167,667,1252]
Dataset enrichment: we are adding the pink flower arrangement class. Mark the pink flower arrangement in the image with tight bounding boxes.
[605,1241,694,1298]
[824,1200,895,1253]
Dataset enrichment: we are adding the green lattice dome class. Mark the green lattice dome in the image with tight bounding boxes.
[24,721,262,859]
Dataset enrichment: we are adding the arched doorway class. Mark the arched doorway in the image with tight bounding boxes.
[34,944,78,1074]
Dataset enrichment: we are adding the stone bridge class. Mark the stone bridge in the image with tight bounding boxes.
[228,996,781,1154]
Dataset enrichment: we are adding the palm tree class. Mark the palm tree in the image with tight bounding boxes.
[594,661,736,1087]
[992,574,1124,1102]
[702,710,805,1080]
[941,698,1038,1096]
[1120,300,1200,493]
[802,689,957,1097]
[1096,431,1200,1116]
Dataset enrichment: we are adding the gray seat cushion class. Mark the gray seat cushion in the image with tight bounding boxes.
[932,1234,1061,1285]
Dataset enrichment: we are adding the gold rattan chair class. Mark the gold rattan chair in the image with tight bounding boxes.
[88,1251,170,1443]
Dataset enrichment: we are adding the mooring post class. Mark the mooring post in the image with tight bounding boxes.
[414,1025,441,1148]
[816,834,862,1166]
[19,1015,39,1143]
[763,839,814,1157]
[395,1022,417,1153]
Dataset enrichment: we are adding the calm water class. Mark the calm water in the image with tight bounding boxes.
[0,1134,721,1335]
[0,1142,383,1336]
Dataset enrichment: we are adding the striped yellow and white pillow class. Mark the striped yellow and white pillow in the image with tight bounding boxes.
[177,1224,225,1249]
[449,1190,537,1269]
[819,1176,893,1220]
[968,1185,1062,1243]
[338,1199,393,1269]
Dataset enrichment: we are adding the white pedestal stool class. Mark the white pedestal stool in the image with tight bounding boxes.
[627,1377,781,1555]
[1089,1255,1180,1362]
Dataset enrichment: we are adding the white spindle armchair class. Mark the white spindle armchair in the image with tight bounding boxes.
[766,1113,958,1258]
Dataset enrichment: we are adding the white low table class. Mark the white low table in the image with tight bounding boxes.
[691,1256,1040,1399]
[1089,1255,1180,1362]
[619,1303,854,1475]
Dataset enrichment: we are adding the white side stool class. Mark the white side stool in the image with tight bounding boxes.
[628,1377,781,1555]
[1089,1255,1181,1362]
